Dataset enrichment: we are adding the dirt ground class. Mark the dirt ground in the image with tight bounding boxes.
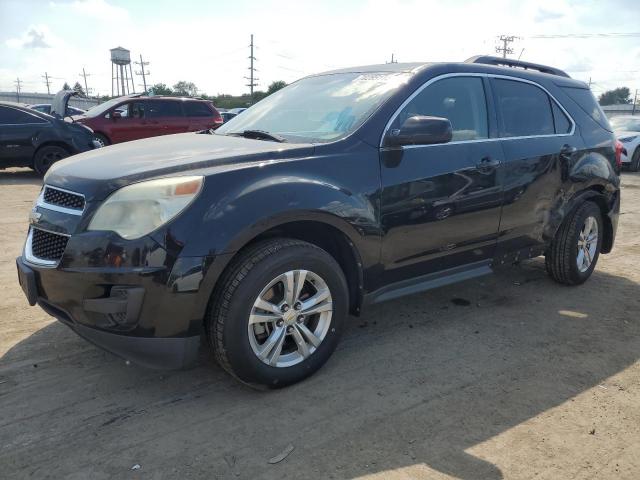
[1,167,639,480]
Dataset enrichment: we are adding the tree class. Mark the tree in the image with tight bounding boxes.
[148,83,173,96]
[173,81,198,97]
[599,87,631,106]
[267,81,287,95]
[73,81,85,97]
[62,82,71,91]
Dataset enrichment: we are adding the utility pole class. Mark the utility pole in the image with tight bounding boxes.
[14,77,22,103]
[496,35,519,58]
[245,34,258,103]
[134,54,150,92]
[633,89,638,116]
[42,72,51,94]
[79,68,91,97]
[387,53,397,64]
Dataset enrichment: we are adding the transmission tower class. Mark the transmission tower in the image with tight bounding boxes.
[245,34,259,102]
[496,35,520,58]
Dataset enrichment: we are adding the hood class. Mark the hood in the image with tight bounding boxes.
[51,89,77,118]
[45,132,314,201]
[615,130,640,139]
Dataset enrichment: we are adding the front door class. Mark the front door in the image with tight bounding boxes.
[379,75,504,285]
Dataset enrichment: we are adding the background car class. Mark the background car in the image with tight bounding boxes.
[220,111,238,123]
[30,103,87,117]
[227,107,247,115]
[610,116,640,171]
[74,95,223,146]
[0,101,99,174]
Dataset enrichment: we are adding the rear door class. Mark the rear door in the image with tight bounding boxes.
[145,100,188,136]
[0,106,49,165]
[379,75,504,284]
[183,101,217,131]
[490,77,582,259]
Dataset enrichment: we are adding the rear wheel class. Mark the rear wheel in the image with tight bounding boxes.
[207,238,348,388]
[93,133,110,147]
[33,145,69,175]
[630,148,640,172]
[545,201,603,285]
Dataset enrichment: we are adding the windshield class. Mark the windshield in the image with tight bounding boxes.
[216,72,411,143]
[84,97,127,117]
[610,116,640,132]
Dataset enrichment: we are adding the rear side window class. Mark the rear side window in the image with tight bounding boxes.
[492,79,555,137]
[184,101,213,117]
[551,102,572,134]
[394,76,489,141]
[561,87,612,132]
[146,100,183,118]
[0,106,47,125]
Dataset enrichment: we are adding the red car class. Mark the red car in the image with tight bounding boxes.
[74,95,223,146]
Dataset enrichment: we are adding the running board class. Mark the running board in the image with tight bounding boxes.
[364,261,493,306]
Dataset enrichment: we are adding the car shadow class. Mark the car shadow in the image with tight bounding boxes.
[1,259,638,479]
[0,168,42,186]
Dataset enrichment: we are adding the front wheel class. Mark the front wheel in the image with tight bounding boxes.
[33,145,69,175]
[207,238,348,388]
[630,149,640,172]
[93,133,110,147]
[545,201,603,285]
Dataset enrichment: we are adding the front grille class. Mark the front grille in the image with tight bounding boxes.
[31,228,69,262]
[43,186,85,211]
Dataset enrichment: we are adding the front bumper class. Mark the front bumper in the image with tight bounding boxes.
[16,249,208,369]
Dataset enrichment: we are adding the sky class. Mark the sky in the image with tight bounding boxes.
[1,0,639,99]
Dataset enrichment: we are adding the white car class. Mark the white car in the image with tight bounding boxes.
[610,116,640,171]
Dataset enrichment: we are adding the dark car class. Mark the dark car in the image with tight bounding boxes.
[30,103,87,116]
[73,95,223,146]
[16,56,620,387]
[220,111,238,123]
[0,99,99,174]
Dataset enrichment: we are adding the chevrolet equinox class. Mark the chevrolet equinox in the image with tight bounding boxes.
[17,56,621,387]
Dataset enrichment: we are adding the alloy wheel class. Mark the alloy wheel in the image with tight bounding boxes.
[576,215,598,273]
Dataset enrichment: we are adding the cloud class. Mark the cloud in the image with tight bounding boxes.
[49,0,130,21]
[6,26,52,49]
[534,8,564,22]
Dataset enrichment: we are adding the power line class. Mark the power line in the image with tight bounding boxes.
[496,35,520,58]
[134,54,150,92]
[245,34,258,102]
[531,32,640,39]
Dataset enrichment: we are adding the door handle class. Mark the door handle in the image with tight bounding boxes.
[476,157,500,171]
[560,144,577,160]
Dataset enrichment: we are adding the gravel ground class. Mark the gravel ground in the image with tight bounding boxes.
[1,167,639,480]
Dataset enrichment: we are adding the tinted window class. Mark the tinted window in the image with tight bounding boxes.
[393,76,488,141]
[493,79,554,137]
[0,106,47,125]
[562,87,612,132]
[184,101,213,117]
[552,101,572,134]
[146,100,182,118]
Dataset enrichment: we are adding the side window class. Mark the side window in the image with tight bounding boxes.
[492,79,555,137]
[109,103,130,118]
[0,106,47,125]
[393,77,488,141]
[184,101,213,117]
[129,102,145,119]
[146,100,182,118]
[551,101,572,134]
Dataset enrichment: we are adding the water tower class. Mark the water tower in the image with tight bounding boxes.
[110,47,135,96]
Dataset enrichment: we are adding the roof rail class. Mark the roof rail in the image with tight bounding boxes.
[465,55,570,78]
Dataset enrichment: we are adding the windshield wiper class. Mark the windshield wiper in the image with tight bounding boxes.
[229,130,287,143]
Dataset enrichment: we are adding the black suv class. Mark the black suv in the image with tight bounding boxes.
[16,56,620,387]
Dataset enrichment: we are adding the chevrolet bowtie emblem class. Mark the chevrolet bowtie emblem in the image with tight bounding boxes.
[28,210,42,225]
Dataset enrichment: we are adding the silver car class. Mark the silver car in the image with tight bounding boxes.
[611,116,640,171]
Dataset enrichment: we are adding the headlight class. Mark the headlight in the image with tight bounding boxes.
[619,136,638,143]
[88,176,203,239]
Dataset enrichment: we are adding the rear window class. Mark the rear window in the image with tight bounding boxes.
[0,106,48,125]
[561,87,612,132]
[146,100,183,118]
[492,79,555,137]
[551,102,572,134]
[184,101,213,117]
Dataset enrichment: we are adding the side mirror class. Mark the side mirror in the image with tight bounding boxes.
[384,115,452,147]
[111,110,122,120]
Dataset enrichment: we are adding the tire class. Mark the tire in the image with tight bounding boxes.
[93,133,110,147]
[545,201,603,285]
[33,145,69,175]
[207,238,348,388]
[630,148,640,172]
